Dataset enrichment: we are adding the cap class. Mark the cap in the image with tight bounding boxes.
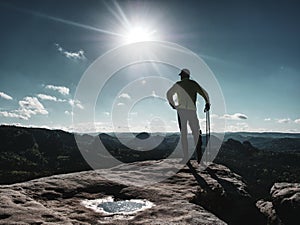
[179,68,190,76]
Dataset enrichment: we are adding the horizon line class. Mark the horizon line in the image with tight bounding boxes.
[1,124,300,134]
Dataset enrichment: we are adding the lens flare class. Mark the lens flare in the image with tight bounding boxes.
[123,26,156,44]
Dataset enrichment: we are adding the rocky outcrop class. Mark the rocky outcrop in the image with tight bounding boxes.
[256,182,300,225]
[271,183,300,225]
[256,199,282,225]
[0,159,265,225]
[189,162,265,225]
[219,139,258,157]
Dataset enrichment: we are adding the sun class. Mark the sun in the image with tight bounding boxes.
[123,26,156,44]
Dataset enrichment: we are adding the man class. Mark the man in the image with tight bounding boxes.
[167,68,210,163]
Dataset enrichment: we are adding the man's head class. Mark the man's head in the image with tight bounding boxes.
[179,68,190,80]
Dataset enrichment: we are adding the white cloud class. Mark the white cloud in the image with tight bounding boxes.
[37,94,57,101]
[264,118,271,121]
[141,80,146,85]
[69,99,84,109]
[295,119,300,124]
[71,122,113,133]
[222,113,248,120]
[210,114,220,119]
[65,110,73,116]
[226,122,249,132]
[117,102,125,106]
[37,94,66,102]
[64,50,85,60]
[16,97,48,120]
[0,97,48,120]
[236,122,249,127]
[118,93,131,99]
[276,118,291,124]
[55,43,86,60]
[103,112,110,116]
[0,111,27,120]
[288,129,298,132]
[0,91,13,100]
[45,85,69,95]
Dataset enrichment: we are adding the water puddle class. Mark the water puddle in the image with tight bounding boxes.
[82,196,154,221]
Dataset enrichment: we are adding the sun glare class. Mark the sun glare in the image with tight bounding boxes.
[123,26,156,44]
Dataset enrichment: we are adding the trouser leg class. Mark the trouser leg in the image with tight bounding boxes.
[188,111,200,146]
[188,110,202,162]
[177,111,188,159]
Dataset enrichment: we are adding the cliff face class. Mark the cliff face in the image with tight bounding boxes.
[270,182,300,224]
[0,159,265,225]
[257,182,300,225]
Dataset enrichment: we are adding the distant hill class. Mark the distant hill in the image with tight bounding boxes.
[0,125,91,184]
[225,132,300,140]
[224,132,300,151]
[136,132,150,139]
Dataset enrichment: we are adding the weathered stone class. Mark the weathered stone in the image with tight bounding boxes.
[0,159,265,224]
[189,161,266,225]
[0,159,227,224]
[271,182,300,225]
[256,200,282,225]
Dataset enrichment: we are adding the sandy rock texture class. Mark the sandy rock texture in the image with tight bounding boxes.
[0,159,264,224]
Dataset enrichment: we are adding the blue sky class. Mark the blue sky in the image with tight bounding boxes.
[0,0,299,133]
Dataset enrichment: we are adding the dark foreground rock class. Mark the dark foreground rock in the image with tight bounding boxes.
[256,200,282,225]
[256,182,300,225]
[0,160,265,224]
[271,183,300,225]
[189,162,265,225]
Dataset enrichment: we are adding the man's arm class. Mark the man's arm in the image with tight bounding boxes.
[166,84,177,109]
[196,83,210,111]
[196,84,210,104]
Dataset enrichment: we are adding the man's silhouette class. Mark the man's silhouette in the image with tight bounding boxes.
[167,69,210,163]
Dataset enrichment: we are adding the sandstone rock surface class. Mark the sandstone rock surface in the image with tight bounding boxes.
[271,182,300,225]
[0,159,263,224]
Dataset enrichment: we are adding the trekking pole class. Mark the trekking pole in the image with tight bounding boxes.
[205,110,211,164]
